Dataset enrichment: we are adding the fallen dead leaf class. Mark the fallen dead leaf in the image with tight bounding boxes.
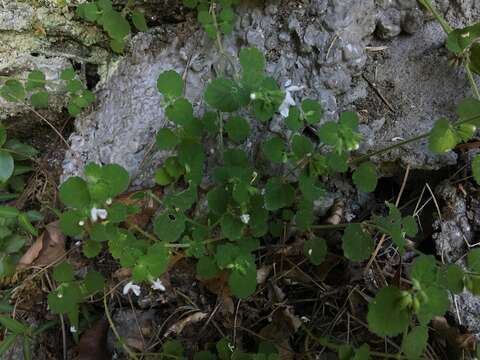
[117,187,162,229]
[77,319,110,360]
[18,221,65,268]
[164,311,207,337]
[431,316,476,353]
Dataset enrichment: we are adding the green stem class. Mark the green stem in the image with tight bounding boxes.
[351,113,480,165]
[350,133,428,165]
[131,224,159,243]
[310,223,350,230]
[417,0,452,33]
[466,64,480,100]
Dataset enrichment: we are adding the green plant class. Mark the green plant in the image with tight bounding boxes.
[47,261,104,340]
[0,123,37,199]
[0,68,95,117]
[0,314,56,359]
[76,0,148,53]
[0,206,41,277]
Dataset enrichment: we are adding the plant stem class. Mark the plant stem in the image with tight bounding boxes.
[103,291,139,360]
[310,223,350,230]
[350,133,428,165]
[417,0,452,34]
[466,64,480,100]
[350,113,480,165]
[131,224,159,242]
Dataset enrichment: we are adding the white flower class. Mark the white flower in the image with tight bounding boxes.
[123,281,141,296]
[90,207,108,222]
[279,80,304,118]
[57,293,63,299]
[105,198,113,205]
[240,214,250,224]
[75,241,82,247]
[250,92,257,100]
[78,220,85,226]
[70,326,77,333]
[151,278,166,291]
[300,316,310,323]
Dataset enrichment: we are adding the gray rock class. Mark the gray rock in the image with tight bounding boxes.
[376,8,402,39]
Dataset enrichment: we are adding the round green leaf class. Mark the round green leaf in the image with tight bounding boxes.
[132,10,148,32]
[291,134,313,159]
[228,254,257,299]
[59,210,85,236]
[102,164,129,197]
[428,118,458,153]
[153,212,186,242]
[53,262,75,283]
[262,136,285,163]
[342,224,374,262]
[101,10,130,40]
[445,264,464,294]
[301,99,323,124]
[221,213,245,241]
[225,116,250,143]
[156,128,179,150]
[157,70,183,99]
[304,237,327,265]
[264,177,295,211]
[401,326,428,360]
[205,78,243,112]
[367,287,411,337]
[30,92,49,108]
[59,176,90,209]
[154,167,173,186]
[166,98,195,126]
[1,80,25,103]
[352,162,377,193]
[26,70,45,90]
[196,256,220,280]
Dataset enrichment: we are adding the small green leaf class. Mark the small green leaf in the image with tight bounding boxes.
[60,68,75,81]
[207,187,229,215]
[304,237,327,265]
[342,224,374,262]
[429,118,458,153]
[301,99,323,124]
[0,316,28,334]
[221,213,245,241]
[76,3,99,22]
[30,92,49,108]
[352,162,377,193]
[196,256,220,280]
[445,264,464,294]
[410,255,437,286]
[0,151,14,183]
[0,124,6,147]
[166,98,195,126]
[1,80,25,102]
[47,283,82,314]
[205,78,244,112]
[132,10,148,31]
[291,135,313,159]
[161,340,185,360]
[83,240,102,258]
[101,164,130,197]
[59,176,90,209]
[26,70,45,90]
[18,213,37,236]
[157,70,183,99]
[468,248,480,273]
[416,286,449,325]
[84,271,104,295]
[225,116,250,143]
[239,47,265,89]
[154,167,173,186]
[262,136,285,163]
[53,262,75,283]
[59,210,85,236]
[101,10,130,40]
[367,287,411,337]
[153,212,186,242]
[67,79,83,93]
[401,326,428,360]
[286,107,303,131]
[156,128,179,150]
[264,177,295,211]
[228,254,257,299]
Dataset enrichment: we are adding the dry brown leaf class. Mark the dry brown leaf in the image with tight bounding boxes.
[18,221,65,268]
[431,316,476,353]
[76,319,110,360]
[117,187,162,229]
[164,311,207,337]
